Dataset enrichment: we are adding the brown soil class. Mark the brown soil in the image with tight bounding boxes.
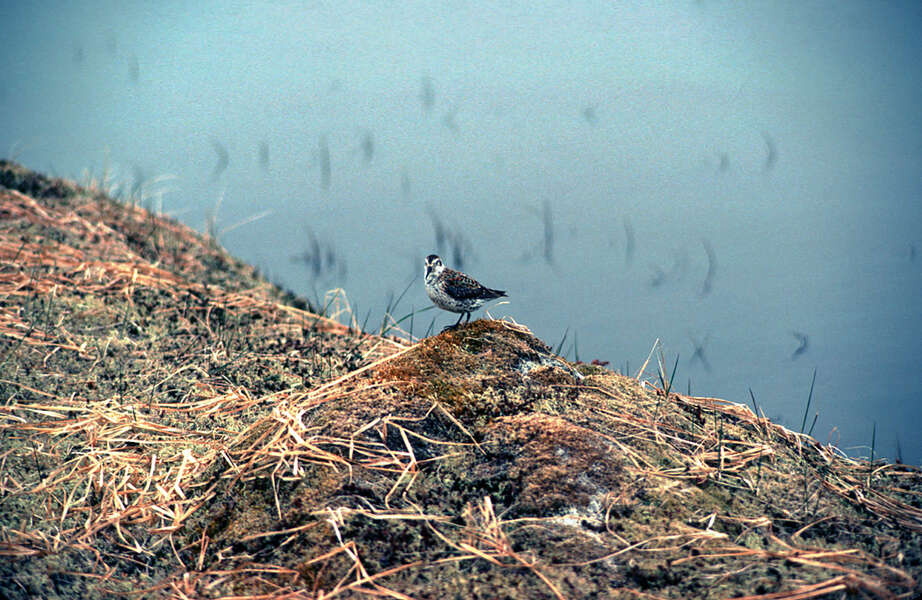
[1,160,920,599]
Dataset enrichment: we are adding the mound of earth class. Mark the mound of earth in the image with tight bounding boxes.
[1,161,920,599]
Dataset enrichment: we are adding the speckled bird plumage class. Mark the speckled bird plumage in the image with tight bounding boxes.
[425,254,506,330]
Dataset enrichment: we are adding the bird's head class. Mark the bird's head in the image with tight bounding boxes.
[425,254,444,278]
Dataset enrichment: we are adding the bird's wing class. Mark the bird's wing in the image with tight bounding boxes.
[443,270,491,300]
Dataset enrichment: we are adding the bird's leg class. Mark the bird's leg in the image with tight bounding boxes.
[464,312,471,324]
[442,312,466,332]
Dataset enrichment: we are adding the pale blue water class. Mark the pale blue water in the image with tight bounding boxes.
[2,1,920,463]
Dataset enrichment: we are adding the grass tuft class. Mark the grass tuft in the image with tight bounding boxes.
[799,368,817,434]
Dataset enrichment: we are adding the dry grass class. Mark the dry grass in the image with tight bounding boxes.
[1,161,921,599]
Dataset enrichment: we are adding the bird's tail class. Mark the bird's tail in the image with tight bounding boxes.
[487,288,506,298]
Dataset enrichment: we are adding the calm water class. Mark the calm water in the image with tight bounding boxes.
[2,1,921,463]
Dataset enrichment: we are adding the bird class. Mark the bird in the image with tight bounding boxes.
[424,255,506,331]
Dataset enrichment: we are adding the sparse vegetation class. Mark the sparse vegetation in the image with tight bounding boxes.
[1,161,921,599]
